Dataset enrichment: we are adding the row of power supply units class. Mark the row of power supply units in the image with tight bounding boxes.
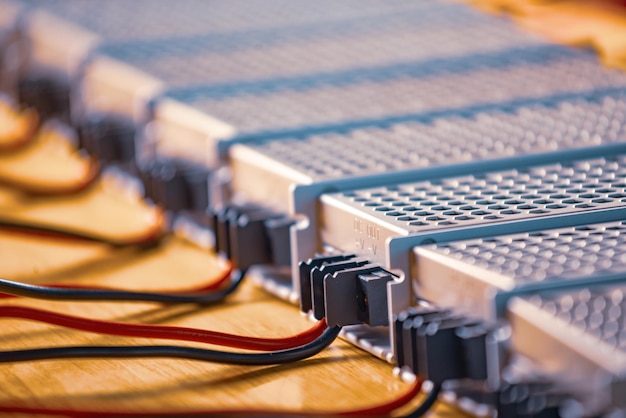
[3,0,626,416]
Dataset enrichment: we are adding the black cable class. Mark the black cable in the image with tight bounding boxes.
[0,270,246,305]
[0,325,341,365]
[406,383,442,417]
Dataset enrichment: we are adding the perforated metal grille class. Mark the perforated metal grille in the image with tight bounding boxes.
[522,283,626,351]
[430,220,626,284]
[182,49,626,136]
[23,0,449,42]
[111,8,544,89]
[329,155,626,233]
[248,91,626,179]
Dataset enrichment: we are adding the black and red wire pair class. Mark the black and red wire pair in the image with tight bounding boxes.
[0,227,440,416]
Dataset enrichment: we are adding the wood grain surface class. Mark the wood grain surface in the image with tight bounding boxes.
[0,226,466,417]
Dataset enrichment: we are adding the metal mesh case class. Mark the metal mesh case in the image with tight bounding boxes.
[20,0,452,42]
[96,1,542,90]
[146,1,557,167]
[16,0,546,164]
[319,155,626,340]
[229,90,626,297]
[415,220,626,320]
[508,281,626,410]
[171,46,626,139]
[15,1,465,126]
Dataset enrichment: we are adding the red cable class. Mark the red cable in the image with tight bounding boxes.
[0,260,234,300]
[0,379,422,417]
[0,305,326,351]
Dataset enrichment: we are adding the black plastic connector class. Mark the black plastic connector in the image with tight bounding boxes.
[208,204,295,272]
[229,209,283,271]
[415,317,481,384]
[310,258,368,319]
[324,265,395,327]
[299,255,395,327]
[394,307,493,384]
[497,384,563,418]
[264,216,296,266]
[140,159,210,212]
[298,254,356,312]
[395,307,452,373]
[18,74,70,121]
[78,115,136,164]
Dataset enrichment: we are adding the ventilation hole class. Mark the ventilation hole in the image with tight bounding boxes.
[477,200,496,205]
[415,211,434,216]
[409,196,426,202]
[375,207,394,211]
[609,193,626,198]
[493,195,509,200]
[364,202,382,206]
[443,210,463,216]
[455,215,475,221]
[392,201,408,206]
[460,205,478,211]
[546,204,566,209]
[449,201,465,206]
[382,197,397,202]
[471,210,492,216]
[401,206,420,211]
[398,216,417,221]
[426,216,446,221]
[504,200,525,205]
[596,188,616,193]
[500,209,521,215]
[437,221,456,226]
[534,199,554,204]
[562,199,582,204]
[522,194,542,199]
[465,195,482,200]
[422,201,438,206]
[607,225,626,230]
[566,188,586,194]
[517,204,537,210]
[483,215,502,220]
[353,197,369,202]
[432,206,451,211]
[580,193,600,198]
[409,221,429,226]
[592,198,614,204]
[529,209,549,214]
[385,211,405,216]
[550,194,570,199]
[488,205,509,210]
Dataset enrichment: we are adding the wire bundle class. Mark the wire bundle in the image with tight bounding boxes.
[0,225,441,416]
